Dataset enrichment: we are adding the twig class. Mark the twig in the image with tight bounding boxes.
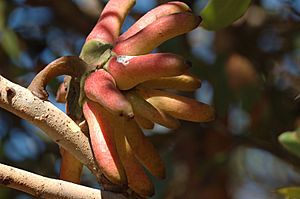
[234,135,300,166]
[0,162,126,199]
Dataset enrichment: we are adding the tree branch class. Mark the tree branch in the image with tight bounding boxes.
[234,135,300,166]
[0,75,101,179]
[0,162,126,199]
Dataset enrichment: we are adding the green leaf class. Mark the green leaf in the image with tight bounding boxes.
[278,131,300,157]
[276,187,300,199]
[0,0,6,29]
[79,39,112,66]
[200,0,251,30]
[1,29,21,59]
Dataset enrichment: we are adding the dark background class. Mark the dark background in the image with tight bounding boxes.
[1,0,300,198]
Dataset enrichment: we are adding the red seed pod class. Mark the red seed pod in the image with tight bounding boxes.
[83,100,127,185]
[105,53,190,90]
[114,12,201,55]
[84,69,134,118]
[118,1,191,42]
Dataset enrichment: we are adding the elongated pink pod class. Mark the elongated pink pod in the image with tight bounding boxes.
[125,90,180,129]
[124,120,166,179]
[84,69,134,118]
[114,12,201,55]
[106,53,190,90]
[111,116,154,197]
[139,73,201,91]
[135,114,155,130]
[138,88,215,122]
[86,0,135,44]
[82,100,127,185]
[118,1,191,42]
[59,148,82,184]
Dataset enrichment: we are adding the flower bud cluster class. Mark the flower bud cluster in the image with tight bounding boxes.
[27,1,215,197]
[80,1,215,197]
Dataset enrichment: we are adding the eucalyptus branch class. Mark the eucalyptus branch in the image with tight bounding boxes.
[0,75,101,179]
[0,163,126,199]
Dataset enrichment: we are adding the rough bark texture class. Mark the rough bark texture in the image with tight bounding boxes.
[0,75,101,179]
[0,163,126,199]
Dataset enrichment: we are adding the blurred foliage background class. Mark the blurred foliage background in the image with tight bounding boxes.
[1,0,300,198]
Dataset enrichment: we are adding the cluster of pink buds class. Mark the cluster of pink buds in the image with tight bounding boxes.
[80,0,214,197]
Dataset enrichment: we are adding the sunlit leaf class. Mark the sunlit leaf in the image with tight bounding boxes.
[276,187,300,199]
[1,29,21,59]
[200,0,251,30]
[0,0,20,59]
[0,0,5,29]
[278,131,300,157]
